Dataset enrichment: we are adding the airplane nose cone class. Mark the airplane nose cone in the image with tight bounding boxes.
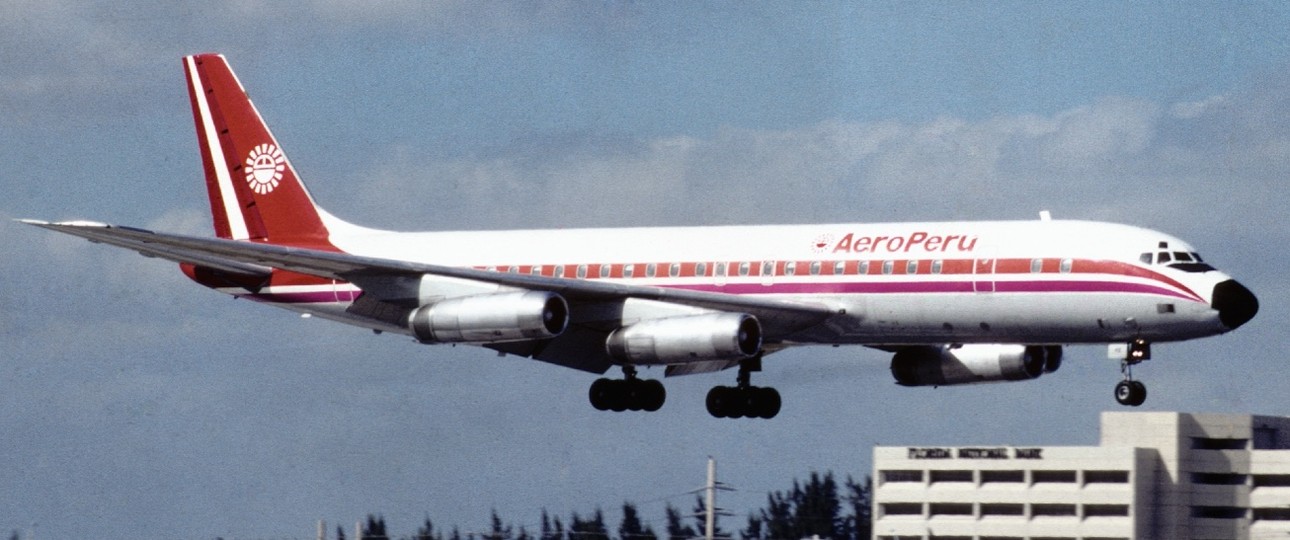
[1212,280,1259,330]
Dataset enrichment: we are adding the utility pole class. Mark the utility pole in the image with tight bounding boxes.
[702,456,733,540]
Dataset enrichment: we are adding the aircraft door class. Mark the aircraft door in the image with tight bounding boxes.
[973,258,995,293]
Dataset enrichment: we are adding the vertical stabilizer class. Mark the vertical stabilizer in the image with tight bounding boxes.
[184,54,336,249]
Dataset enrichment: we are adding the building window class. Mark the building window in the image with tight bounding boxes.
[980,503,1024,516]
[1031,504,1077,517]
[1083,470,1129,484]
[981,470,1025,484]
[1253,474,1290,487]
[880,470,923,483]
[1083,504,1129,517]
[1191,506,1246,519]
[1255,426,1280,449]
[880,503,922,517]
[1254,507,1290,521]
[1032,470,1077,484]
[1192,472,1246,485]
[930,470,973,483]
[1192,437,1248,450]
[929,503,973,516]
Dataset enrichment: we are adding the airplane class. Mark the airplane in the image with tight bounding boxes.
[22,54,1260,419]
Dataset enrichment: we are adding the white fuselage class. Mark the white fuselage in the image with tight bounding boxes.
[223,218,1234,347]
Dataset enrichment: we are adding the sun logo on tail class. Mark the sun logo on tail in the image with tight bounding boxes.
[245,144,285,195]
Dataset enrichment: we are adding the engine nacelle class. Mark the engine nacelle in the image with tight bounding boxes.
[409,291,569,344]
[605,313,762,365]
[891,344,1062,386]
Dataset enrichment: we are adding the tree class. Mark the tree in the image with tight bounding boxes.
[843,475,872,540]
[362,514,389,540]
[337,525,347,540]
[739,515,762,540]
[417,516,441,540]
[792,472,841,540]
[568,508,610,540]
[619,502,658,540]
[489,509,513,540]
[665,503,696,540]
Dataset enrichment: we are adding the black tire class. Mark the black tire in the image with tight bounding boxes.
[589,378,613,411]
[755,387,782,419]
[607,379,628,412]
[1129,380,1147,407]
[1114,380,1135,406]
[706,386,732,418]
[642,379,666,412]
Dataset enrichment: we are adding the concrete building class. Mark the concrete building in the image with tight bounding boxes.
[872,412,1290,540]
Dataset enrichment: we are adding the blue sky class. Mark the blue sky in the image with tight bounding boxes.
[3,2,1290,539]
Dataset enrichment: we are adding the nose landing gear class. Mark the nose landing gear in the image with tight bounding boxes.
[1113,339,1150,407]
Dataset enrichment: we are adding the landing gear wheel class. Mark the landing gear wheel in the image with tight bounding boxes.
[587,371,666,412]
[1114,379,1147,407]
[704,385,781,419]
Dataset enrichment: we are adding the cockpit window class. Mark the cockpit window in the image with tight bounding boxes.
[1139,250,1214,273]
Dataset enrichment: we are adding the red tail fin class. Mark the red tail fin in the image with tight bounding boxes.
[184,54,335,249]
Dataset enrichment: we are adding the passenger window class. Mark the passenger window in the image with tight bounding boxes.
[882,260,894,275]
[1060,258,1073,273]
[1157,252,1172,264]
[810,261,821,275]
[695,262,707,276]
[859,261,870,274]
[554,265,564,278]
[716,262,726,276]
[576,265,587,278]
[785,262,796,276]
[599,264,611,278]
[669,263,680,277]
[931,260,943,274]
[624,264,635,278]
[1030,259,1043,273]
[906,260,918,274]
[763,262,774,276]
[739,262,750,276]
[508,266,519,274]
[835,261,846,275]
[646,263,657,277]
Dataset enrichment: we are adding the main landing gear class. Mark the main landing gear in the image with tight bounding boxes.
[589,366,666,412]
[705,357,782,419]
[1113,339,1150,407]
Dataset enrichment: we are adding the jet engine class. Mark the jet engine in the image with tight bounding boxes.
[605,313,762,365]
[409,291,569,344]
[890,344,1062,386]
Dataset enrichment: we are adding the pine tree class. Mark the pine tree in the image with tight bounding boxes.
[569,508,610,540]
[619,502,658,540]
[362,514,389,540]
[417,516,441,540]
[489,509,513,540]
[843,475,872,540]
[739,515,762,540]
[792,472,841,539]
[665,503,697,540]
[337,525,347,540]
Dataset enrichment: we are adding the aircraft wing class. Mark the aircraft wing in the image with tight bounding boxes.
[21,220,837,366]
